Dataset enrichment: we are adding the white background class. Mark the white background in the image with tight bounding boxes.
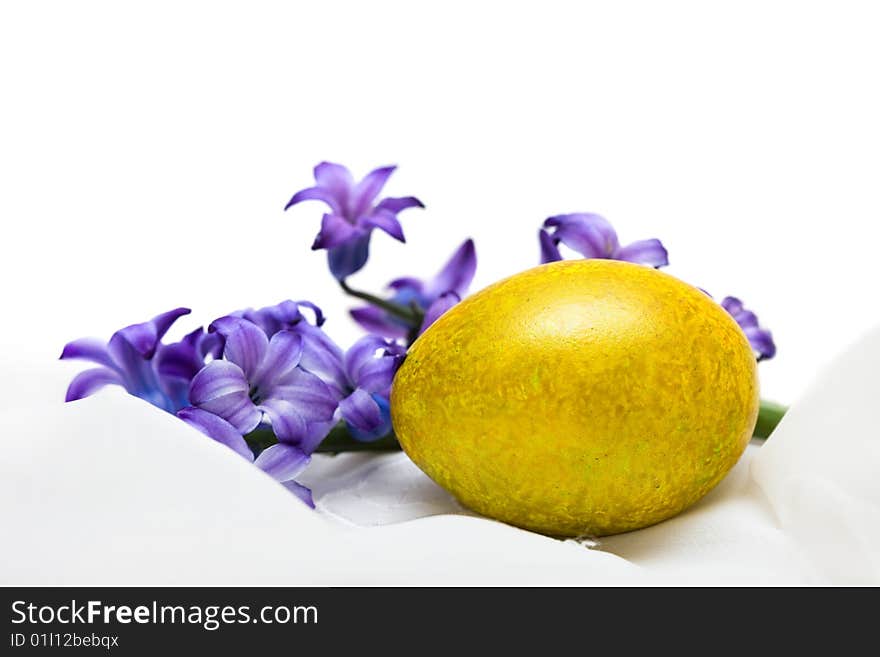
[2,1,879,404]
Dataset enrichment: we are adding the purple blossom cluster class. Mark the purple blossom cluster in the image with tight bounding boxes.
[62,160,776,507]
[62,301,404,506]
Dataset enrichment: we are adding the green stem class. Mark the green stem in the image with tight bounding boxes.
[315,424,402,453]
[339,279,423,325]
[245,422,401,454]
[753,399,787,439]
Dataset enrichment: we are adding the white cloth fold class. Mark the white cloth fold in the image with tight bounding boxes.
[2,327,879,585]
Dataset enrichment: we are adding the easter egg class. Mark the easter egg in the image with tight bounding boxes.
[390,259,759,536]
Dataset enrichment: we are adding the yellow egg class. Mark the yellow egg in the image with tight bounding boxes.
[390,259,759,537]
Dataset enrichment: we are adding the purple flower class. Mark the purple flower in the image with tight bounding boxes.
[336,336,406,441]
[539,213,668,268]
[227,299,349,397]
[61,308,194,413]
[285,162,424,280]
[721,297,776,361]
[186,317,339,454]
[351,239,477,339]
[224,301,404,441]
[178,316,343,506]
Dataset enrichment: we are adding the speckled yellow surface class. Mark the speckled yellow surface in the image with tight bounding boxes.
[390,260,759,537]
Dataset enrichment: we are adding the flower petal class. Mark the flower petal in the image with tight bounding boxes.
[544,213,618,259]
[424,238,477,299]
[295,300,325,327]
[106,333,160,398]
[349,306,409,340]
[197,395,261,435]
[65,367,123,402]
[327,234,371,280]
[177,407,253,461]
[160,377,192,414]
[234,299,312,337]
[295,323,348,391]
[720,296,744,316]
[281,480,315,508]
[345,335,405,395]
[257,398,309,443]
[719,297,776,361]
[155,328,206,380]
[539,229,563,264]
[254,442,311,481]
[362,209,406,242]
[351,165,396,217]
[312,213,364,250]
[355,358,404,397]
[189,360,261,433]
[209,315,248,337]
[344,335,388,381]
[387,277,424,293]
[189,360,247,401]
[59,337,119,370]
[271,368,340,422]
[110,323,159,361]
[338,388,386,439]
[300,419,337,454]
[733,310,760,329]
[616,239,669,268]
[216,318,268,380]
[745,328,777,361]
[313,161,354,205]
[112,307,191,360]
[419,292,460,335]
[253,330,303,390]
[149,307,192,343]
[284,185,342,214]
[199,332,224,360]
[376,196,424,214]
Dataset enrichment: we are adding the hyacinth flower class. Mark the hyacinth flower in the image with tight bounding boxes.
[178,316,342,505]
[185,316,339,455]
[235,328,407,453]
[234,310,405,443]
[539,213,668,268]
[350,239,478,342]
[721,297,776,362]
[61,307,195,413]
[285,162,424,280]
[228,299,348,391]
[336,335,407,442]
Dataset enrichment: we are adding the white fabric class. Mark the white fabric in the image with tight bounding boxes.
[2,327,879,585]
